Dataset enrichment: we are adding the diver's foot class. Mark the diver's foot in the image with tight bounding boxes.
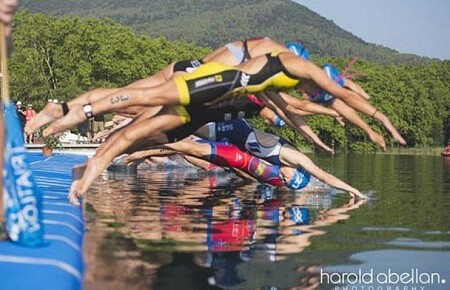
[43,105,86,137]
[24,103,65,135]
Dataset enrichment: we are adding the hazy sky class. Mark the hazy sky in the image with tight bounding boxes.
[292,0,450,60]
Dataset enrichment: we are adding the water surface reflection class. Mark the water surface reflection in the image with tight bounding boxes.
[83,154,450,290]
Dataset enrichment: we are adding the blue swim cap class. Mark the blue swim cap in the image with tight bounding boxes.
[286,167,311,190]
[273,115,285,127]
[286,42,311,60]
[322,64,344,86]
[312,64,344,103]
[287,206,310,225]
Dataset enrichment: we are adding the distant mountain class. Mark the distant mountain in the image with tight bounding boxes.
[19,0,431,64]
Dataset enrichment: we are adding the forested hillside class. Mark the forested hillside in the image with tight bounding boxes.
[19,0,429,65]
[9,12,450,151]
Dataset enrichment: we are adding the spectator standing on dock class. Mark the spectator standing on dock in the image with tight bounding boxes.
[77,120,91,143]
[25,103,36,143]
[15,100,26,140]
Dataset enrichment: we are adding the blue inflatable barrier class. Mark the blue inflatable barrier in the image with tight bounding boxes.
[3,104,45,247]
[0,152,87,290]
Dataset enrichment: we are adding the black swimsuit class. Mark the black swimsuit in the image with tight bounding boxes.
[165,95,265,142]
[173,59,204,73]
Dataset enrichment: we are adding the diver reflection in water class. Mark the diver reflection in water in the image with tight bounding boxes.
[88,154,367,289]
[192,188,367,289]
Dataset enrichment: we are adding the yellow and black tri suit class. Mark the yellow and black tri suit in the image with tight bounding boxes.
[174,52,300,106]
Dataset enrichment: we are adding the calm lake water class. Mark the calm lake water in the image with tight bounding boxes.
[83,154,450,290]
